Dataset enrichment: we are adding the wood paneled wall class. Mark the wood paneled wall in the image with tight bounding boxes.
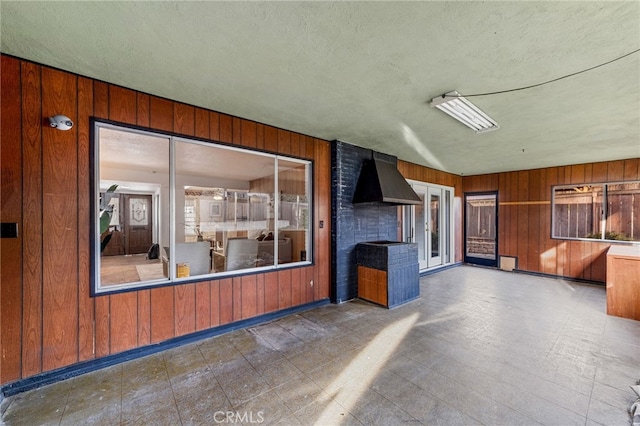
[462,159,640,282]
[397,160,464,262]
[0,55,331,385]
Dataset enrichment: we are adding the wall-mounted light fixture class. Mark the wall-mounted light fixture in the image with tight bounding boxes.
[430,91,499,133]
[48,115,74,131]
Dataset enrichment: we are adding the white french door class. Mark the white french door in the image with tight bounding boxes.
[403,182,453,271]
[427,187,442,268]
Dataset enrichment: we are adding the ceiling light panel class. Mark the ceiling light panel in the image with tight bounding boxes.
[430,91,499,133]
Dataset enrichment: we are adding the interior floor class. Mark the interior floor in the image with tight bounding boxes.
[2,266,638,425]
[101,253,163,285]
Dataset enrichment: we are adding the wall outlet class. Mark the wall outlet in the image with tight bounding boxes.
[310,280,314,287]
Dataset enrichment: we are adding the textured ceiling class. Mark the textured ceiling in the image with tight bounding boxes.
[99,127,278,181]
[2,1,639,175]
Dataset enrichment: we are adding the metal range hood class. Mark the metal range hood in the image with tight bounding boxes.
[352,157,421,205]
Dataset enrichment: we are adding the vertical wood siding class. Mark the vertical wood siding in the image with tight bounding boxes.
[1,55,24,383]
[0,55,331,385]
[462,159,640,282]
[77,76,95,363]
[21,62,45,376]
[41,68,79,372]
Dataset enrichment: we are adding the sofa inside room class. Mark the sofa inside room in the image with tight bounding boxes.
[257,237,292,266]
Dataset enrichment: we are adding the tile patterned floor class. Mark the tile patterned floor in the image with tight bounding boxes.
[2,266,639,425]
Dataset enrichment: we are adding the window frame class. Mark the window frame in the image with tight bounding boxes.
[91,119,314,296]
[551,180,640,244]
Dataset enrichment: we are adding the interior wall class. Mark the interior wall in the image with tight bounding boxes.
[0,55,331,386]
[462,159,640,282]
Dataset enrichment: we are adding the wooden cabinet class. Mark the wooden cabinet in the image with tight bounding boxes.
[606,245,640,321]
[358,266,388,307]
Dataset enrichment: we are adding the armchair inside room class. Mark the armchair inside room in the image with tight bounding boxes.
[257,237,292,266]
[222,238,259,271]
[162,241,211,277]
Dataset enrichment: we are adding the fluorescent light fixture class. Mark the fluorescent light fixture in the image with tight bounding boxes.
[430,91,499,133]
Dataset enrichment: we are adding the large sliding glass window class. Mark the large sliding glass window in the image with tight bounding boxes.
[552,182,640,242]
[93,121,312,294]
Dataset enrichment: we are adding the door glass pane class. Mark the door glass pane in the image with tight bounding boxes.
[430,193,440,258]
[402,206,413,242]
[415,195,425,262]
[445,190,451,263]
[129,197,149,225]
[465,194,497,260]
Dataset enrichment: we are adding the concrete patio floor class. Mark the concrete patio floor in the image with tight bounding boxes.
[2,266,639,425]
